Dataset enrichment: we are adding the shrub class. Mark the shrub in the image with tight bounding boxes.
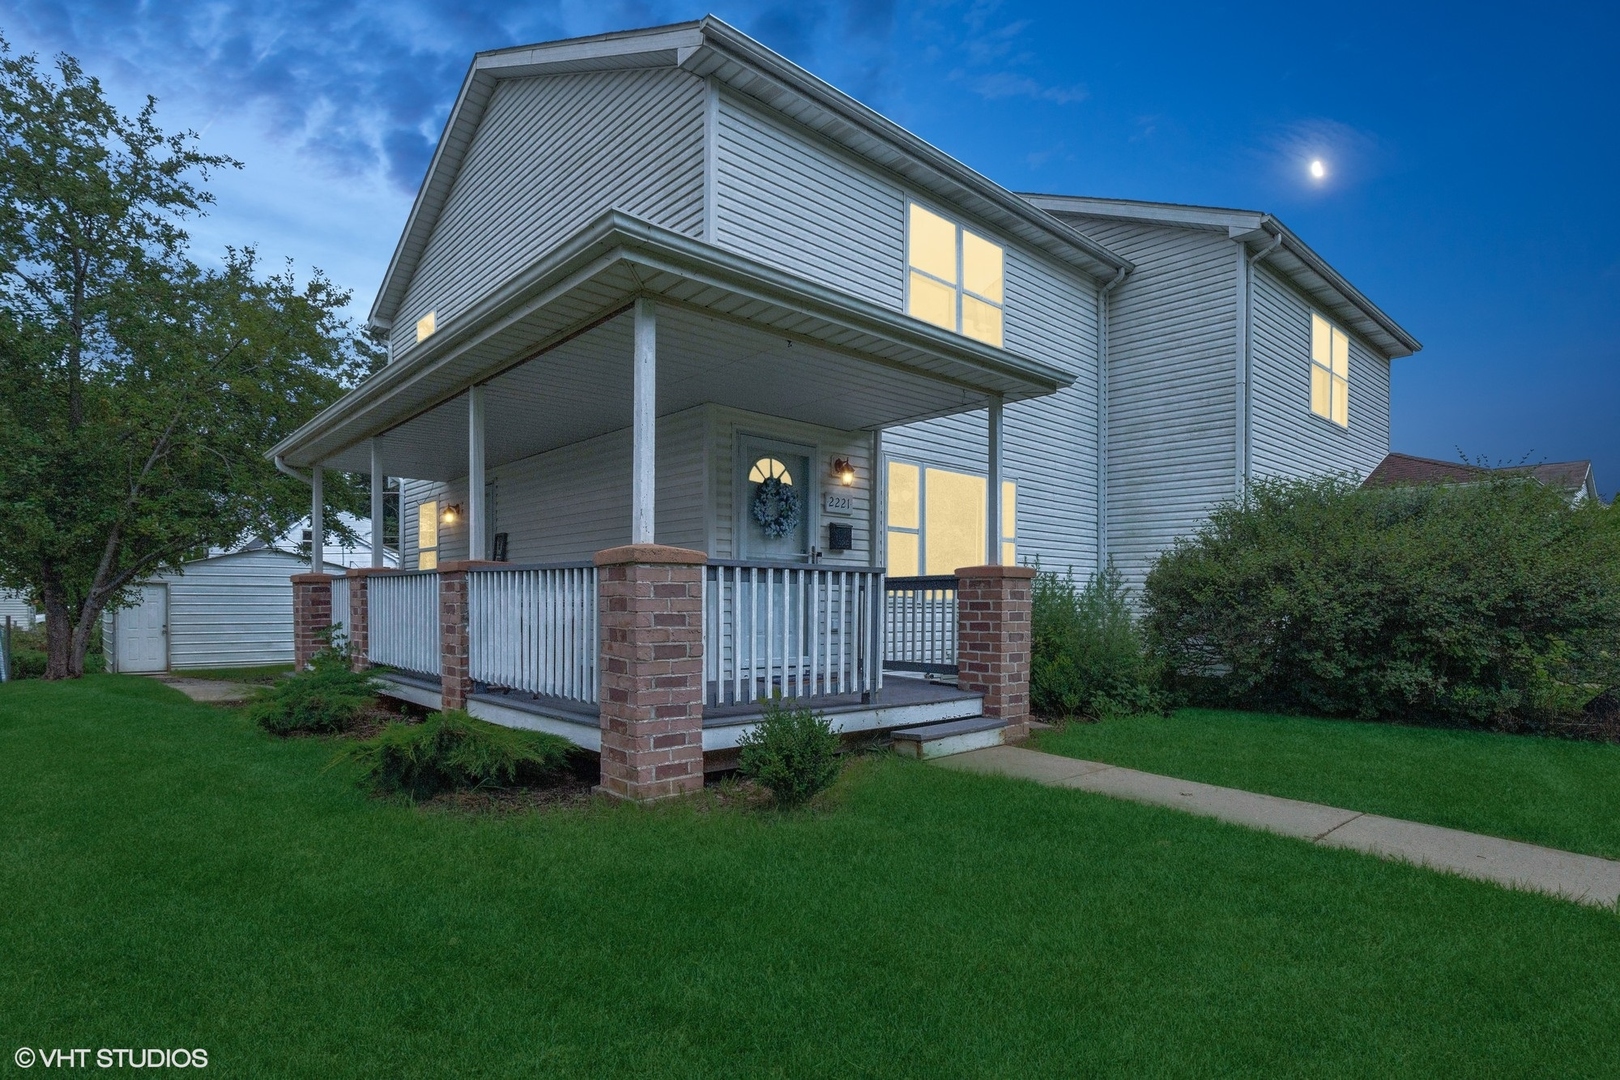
[339,710,575,800]
[1030,563,1160,721]
[1143,475,1620,728]
[738,699,842,807]
[247,634,376,735]
[2,624,101,680]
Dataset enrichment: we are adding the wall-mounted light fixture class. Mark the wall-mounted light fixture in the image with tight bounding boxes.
[442,503,462,524]
[831,458,856,486]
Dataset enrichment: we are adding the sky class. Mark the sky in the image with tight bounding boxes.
[3,0,1616,497]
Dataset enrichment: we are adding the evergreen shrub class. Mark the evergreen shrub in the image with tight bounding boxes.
[738,699,842,807]
[340,709,575,800]
[1030,564,1160,720]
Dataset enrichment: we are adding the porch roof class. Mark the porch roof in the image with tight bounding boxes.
[271,211,1076,476]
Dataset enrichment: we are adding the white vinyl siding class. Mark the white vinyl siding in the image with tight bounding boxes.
[1250,263,1390,481]
[396,405,877,567]
[712,92,906,309]
[1054,216,1240,589]
[0,590,34,625]
[393,67,707,353]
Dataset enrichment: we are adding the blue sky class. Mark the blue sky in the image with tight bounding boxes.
[4,1,1617,497]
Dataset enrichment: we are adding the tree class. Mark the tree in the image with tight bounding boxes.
[0,40,374,677]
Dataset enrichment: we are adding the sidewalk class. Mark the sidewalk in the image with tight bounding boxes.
[937,745,1620,908]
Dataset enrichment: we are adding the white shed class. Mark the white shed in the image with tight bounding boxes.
[0,590,34,627]
[103,515,395,673]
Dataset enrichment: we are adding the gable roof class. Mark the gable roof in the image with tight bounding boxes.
[1363,452,1597,498]
[1019,194,1422,361]
[369,16,1130,332]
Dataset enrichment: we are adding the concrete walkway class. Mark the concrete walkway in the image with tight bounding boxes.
[154,676,255,705]
[938,745,1620,908]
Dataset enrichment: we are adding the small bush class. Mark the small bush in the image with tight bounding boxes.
[738,699,842,807]
[339,709,575,800]
[2,625,101,680]
[1143,475,1620,727]
[247,634,376,735]
[1030,563,1160,721]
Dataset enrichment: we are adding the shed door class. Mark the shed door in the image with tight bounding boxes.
[115,584,168,673]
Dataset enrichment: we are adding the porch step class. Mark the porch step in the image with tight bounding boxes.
[890,716,1007,760]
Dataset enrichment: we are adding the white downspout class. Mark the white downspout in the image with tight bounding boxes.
[1241,229,1284,487]
[1096,265,1128,567]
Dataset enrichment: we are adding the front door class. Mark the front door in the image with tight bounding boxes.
[115,584,168,673]
[738,438,814,561]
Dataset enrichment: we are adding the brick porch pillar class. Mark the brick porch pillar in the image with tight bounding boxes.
[291,573,332,671]
[955,564,1036,742]
[595,545,706,802]
[344,567,389,672]
[437,561,501,711]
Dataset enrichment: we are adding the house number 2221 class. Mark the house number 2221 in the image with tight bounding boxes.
[823,492,854,516]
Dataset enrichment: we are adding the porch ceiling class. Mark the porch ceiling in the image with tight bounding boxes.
[272,211,1075,474]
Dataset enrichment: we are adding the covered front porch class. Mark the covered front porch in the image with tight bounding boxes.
[272,212,1051,798]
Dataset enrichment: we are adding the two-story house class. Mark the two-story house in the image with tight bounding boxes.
[269,18,1419,799]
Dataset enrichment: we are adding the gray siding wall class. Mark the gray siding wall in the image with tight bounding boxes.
[712,92,905,309]
[1057,216,1240,589]
[1249,263,1391,481]
[399,404,877,567]
[393,67,707,352]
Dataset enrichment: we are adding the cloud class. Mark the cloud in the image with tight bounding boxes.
[972,70,1087,104]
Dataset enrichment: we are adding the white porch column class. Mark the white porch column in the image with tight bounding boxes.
[986,396,1004,565]
[468,384,486,561]
[369,439,385,569]
[632,297,656,545]
[310,465,324,574]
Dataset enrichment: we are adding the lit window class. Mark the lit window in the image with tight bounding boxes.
[416,311,437,344]
[748,457,794,485]
[886,461,1016,575]
[1311,313,1349,427]
[417,500,439,571]
[907,204,1004,347]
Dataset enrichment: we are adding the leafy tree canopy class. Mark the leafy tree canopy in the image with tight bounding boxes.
[0,38,379,676]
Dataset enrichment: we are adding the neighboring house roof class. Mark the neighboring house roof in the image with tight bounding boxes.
[368,16,1131,332]
[1363,452,1598,499]
[1019,194,1422,361]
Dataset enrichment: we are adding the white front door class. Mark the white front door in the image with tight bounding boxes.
[115,584,168,673]
[739,438,815,561]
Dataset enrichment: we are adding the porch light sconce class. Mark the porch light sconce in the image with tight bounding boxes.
[831,458,856,486]
[442,503,462,524]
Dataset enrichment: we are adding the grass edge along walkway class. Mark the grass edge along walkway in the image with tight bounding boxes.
[940,745,1620,908]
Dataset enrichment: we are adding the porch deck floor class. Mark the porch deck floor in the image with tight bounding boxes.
[466,676,977,730]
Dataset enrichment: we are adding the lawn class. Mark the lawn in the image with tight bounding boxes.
[171,664,294,684]
[1034,708,1620,860]
[3,677,1618,1077]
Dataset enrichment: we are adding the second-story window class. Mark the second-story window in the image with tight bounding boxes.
[1310,312,1350,427]
[907,203,1004,348]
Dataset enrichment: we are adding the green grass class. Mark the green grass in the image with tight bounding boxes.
[1034,708,1620,859]
[171,664,294,684]
[2,677,1618,1077]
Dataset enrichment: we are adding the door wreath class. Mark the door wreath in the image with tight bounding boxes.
[750,476,801,538]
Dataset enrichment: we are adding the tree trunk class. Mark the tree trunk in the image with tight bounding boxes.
[68,594,109,678]
[40,581,74,680]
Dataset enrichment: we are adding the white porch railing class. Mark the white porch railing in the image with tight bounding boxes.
[368,571,441,676]
[468,564,598,704]
[328,575,351,650]
[704,562,884,707]
[883,575,958,675]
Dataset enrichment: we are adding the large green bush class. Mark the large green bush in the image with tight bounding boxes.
[247,640,376,735]
[1143,475,1620,727]
[1030,564,1159,720]
[738,699,842,807]
[339,709,575,801]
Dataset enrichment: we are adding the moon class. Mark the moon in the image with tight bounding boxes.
[1310,159,1326,179]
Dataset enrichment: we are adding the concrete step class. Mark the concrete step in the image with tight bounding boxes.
[891,716,1007,760]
